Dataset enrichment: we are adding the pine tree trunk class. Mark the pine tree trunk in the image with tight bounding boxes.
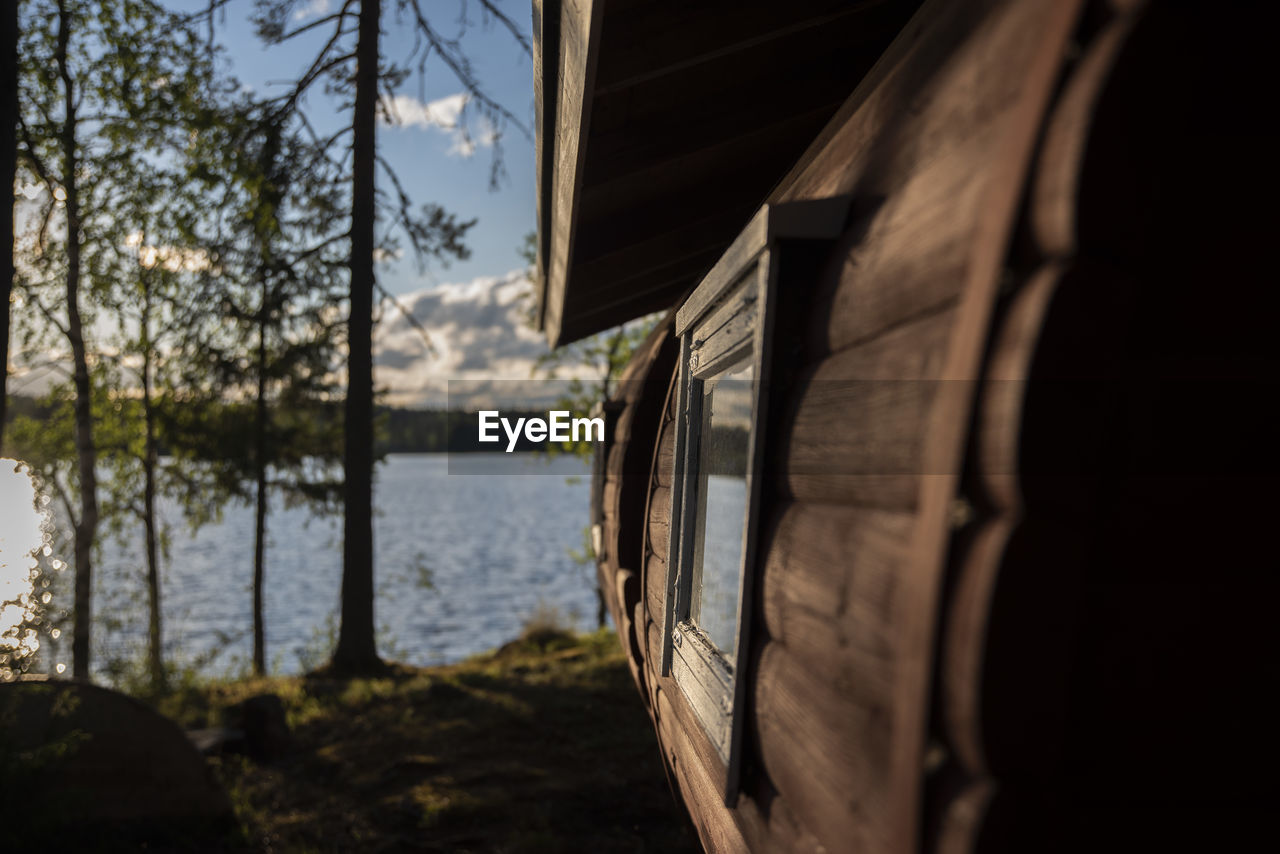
[253,293,268,677]
[333,0,381,673]
[141,282,164,691]
[0,1,16,454]
[58,0,98,682]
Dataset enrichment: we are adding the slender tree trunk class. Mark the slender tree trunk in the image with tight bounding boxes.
[252,285,268,677]
[333,0,381,673]
[140,279,164,692]
[0,2,16,454]
[57,0,98,682]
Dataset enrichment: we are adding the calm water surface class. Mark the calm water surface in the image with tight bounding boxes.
[33,454,595,677]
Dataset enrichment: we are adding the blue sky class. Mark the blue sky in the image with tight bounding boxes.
[175,0,538,297]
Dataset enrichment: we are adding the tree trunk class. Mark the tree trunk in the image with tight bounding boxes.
[333,0,381,673]
[141,279,164,692]
[57,0,98,682]
[253,285,268,677]
[0,1,16,454]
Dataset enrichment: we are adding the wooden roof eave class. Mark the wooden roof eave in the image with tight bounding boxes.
[535,1,924,348]
[534,0,603,348]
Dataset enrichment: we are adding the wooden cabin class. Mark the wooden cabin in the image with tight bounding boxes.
[533,1,1276,851]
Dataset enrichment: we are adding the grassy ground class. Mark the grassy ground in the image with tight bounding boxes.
[155,629,699,853]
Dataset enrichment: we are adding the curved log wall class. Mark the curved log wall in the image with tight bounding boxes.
[594,0,1275,851]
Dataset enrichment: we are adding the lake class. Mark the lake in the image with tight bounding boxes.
[3,454,597,680]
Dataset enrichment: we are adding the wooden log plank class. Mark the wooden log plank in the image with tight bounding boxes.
[601,476,621,525]
[773,0,1059,207]
[605,314,679,577]
[655,687,750,854]
[606,439,628,478]
[654,419,677,488]
[646,485,672,563]
[800,141,984,360]
[613,567,640,668]
[780,472,920,510]
[931,778,995,854]
[940,264,1065,776]
[775,307,959,508]
[650,683,822,854]
[1028,8,1141,261]
[646,590,665,672]
[758,501,911,692]
[647,516,671,575]
[819,300,956,381]
[753,640,893,854]
[625,593,648,702]
[859,4,1087,851]
[611,403,637,449]
[644,552,666,637]
[596,559,624,633]
[737,785,827,854]
[777,375,930,510]
[615,564,640,619]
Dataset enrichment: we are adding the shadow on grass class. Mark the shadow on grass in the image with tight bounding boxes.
[171,630,698,853]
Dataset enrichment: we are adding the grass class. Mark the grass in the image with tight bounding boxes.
[153,628,699,853]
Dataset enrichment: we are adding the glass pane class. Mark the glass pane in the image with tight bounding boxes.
[691,356,753,662]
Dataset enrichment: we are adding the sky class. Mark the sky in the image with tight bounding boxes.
[178,0,538,294]
[162,0,557,406]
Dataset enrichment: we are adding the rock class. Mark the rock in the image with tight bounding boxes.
[186,725,247,756]
[228,693,292,761]
[0,679,233,841]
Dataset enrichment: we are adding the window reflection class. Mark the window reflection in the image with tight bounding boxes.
[691,357,753,662]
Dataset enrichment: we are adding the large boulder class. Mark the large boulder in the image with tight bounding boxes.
[0,678,232,846]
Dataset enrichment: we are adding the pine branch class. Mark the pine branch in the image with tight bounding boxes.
[473,0,533,55]
[402,0,530,139]
[376,283,437,358]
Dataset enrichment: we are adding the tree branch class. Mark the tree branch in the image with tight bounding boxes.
[403,0,530,139]
[376,283,437,358]
[473,0,533,55]
[283,9,357,42]
[29,292,71,339]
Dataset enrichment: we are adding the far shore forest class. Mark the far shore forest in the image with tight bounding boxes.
[4,397,592,455]
[0,1,656,696]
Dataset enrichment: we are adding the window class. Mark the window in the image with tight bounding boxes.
[660,197,850,803]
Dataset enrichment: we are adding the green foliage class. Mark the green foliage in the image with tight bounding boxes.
[9,0,356,685]
[13,0,264,688]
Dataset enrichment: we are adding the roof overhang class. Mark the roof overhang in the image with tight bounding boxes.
[533,0,923,347]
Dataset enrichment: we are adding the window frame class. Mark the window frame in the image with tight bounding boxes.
[659,197,851,804]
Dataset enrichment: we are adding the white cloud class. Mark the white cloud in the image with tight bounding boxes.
[292,0,332,22]
[375,270,599,408]
[380,92,495,158]
[382,92,467,129]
